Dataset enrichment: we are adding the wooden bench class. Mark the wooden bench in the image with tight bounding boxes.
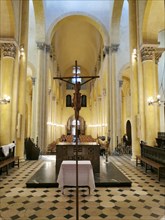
[0,156,19,175]
[136,155,165,181]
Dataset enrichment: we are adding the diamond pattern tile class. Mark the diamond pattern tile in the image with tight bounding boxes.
[0,155,164,220]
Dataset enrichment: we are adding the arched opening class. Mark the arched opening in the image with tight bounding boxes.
[126,120,132,154]
[67,115,85,135]
[66,94,72,107]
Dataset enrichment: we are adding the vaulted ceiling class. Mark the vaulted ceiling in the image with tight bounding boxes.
[51,15,104,77]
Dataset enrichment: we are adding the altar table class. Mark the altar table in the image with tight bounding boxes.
[56,142,100,176]
[57,160,95,193]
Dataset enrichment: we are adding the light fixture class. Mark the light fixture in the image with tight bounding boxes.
[20,44,24,56]
[0,95,11,104]
[132,48,137,60]
[147,95,165,106]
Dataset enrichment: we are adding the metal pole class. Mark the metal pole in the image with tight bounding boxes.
[75,60,79,220]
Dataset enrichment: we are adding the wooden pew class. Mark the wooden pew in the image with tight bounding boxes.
[0,156,19,175]
[136,155,165,181]
[136,143,165,181]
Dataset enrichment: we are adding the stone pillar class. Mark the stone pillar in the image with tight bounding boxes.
[109,44,119,151]
[31,77,36,139]
[102,88,106,136]
[45,44,51,147]
[118,80,123,143]
[0,43,16,145]
[154,49,164,134]
[35,42,48,152]
[104,46,111,149]
[140,45,158,146]
[97,96,102,135]
[129,0,139,159]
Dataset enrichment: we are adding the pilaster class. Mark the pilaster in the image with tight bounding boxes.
[128,0,139,160]
[0,43,16,145]
[109,43,119,151]
[35,42,50,152]
[140,44,158,146]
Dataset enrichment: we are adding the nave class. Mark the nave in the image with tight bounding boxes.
[0,155,164,220]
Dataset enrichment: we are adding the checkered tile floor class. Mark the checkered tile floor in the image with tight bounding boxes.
[0,155,165,220]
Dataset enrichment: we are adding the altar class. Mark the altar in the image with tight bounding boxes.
[56,142,100,176]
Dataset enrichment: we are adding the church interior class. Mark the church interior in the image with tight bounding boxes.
[0,0,165,219]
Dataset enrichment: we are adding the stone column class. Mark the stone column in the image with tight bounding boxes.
[154,49,164,134]
[102,88,106,136]
[45,44,51,147]
[0,43,16,145]
[109,44,119,151]
[31,77,36,139]
[104,46,111,148]
[118,80,123,143]
[140,45,158,146]
[129,0,139,159]
[35,42,48,152]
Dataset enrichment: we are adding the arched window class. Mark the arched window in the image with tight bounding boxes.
[66,95,72,107]
[81,95,87,107]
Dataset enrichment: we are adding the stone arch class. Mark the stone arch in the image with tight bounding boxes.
[32,0,45,42]
[119,63,130,80]
[46,12,109,46]
[142,0,165,43]
[0,0,15,38]
[27,62,36,78]
[126,120,132,148]
[110,0,124,44]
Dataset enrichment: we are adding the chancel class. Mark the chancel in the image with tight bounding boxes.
[0,1,165,220]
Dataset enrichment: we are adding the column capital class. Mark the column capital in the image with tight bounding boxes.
[36,42,51,54]
[155,48,165,64]
[104,44,119,55]
[104,46,110,55]
[46,44,51,53]
[36,42,45,50]
[140,44,158,62]
[119,80,123,88]
[1,43,16,59]
[110,44,120,53]
[31,77,36,85]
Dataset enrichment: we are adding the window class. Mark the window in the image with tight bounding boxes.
[66,95,72,107]
[81,95,87,107]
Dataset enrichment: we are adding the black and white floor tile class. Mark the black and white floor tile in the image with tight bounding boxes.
[0,155,165,220]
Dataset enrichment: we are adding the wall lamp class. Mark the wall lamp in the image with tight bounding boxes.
[0,95,11,104]
[20,44,24,57]
[147,95,165,106]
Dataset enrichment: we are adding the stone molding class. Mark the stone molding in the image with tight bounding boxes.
[104,46,110,55]
[140,46,156,61]
[140,44,165,63]
[1,43,16,59]
[31,77,36,85]
[36,42,51,53]
[119,80,123,88]
[155,48,165,64]
[104,44,119,55]
[110,44,119,53]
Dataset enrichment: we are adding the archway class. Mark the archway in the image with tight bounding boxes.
[126,120,132,154]
[67,115,85,135]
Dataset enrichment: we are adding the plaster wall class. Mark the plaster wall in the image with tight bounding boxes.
[117,0,130,75]
[28,0,37,75]
[44,0,113,34]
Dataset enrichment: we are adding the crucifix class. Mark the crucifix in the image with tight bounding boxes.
[53,60,99,220]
